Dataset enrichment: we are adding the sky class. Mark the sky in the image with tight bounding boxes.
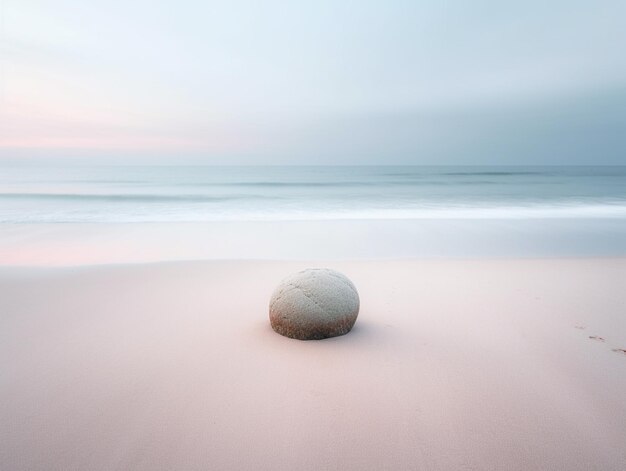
[1,0,625,165]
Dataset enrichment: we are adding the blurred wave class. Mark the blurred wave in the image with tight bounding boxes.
[1,165,625,223]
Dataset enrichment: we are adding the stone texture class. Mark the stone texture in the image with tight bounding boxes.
[269,268,359,340]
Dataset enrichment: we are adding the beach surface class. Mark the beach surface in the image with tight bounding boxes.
[1,258,626,470]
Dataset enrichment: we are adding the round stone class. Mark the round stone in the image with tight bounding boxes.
[269,268,360,340]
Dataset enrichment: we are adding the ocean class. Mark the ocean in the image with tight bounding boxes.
[1,165,626,223]
[1,164,626,264]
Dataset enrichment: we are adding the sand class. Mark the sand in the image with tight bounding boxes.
[1,258,625,470]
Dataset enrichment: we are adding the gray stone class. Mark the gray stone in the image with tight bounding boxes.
[269,268,359,340]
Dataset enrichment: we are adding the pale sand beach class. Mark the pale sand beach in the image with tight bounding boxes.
[1,258,625,470]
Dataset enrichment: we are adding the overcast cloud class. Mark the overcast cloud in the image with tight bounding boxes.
[1,0,625,164]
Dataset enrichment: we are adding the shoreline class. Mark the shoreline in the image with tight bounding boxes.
[2,253,626,270]
[3,218,626,266]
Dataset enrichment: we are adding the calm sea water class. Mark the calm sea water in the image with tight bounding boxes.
[1,165,625,223]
